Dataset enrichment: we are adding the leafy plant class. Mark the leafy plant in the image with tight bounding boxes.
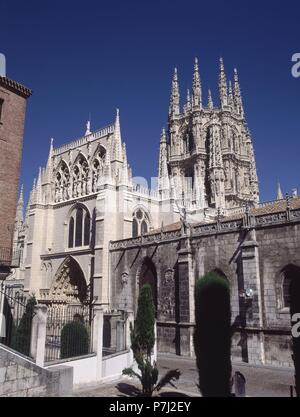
[123,284,181,396]
[60,319,89,359]
[194,272,232,397]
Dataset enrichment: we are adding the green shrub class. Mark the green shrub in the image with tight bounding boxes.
[60,320,89,359]
[194,272,232,397]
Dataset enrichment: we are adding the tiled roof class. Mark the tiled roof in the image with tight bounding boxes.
[0,76,32,98]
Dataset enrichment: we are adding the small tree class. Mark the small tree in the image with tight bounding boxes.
[123,284,180,396]
[61,316,89,359]
[194,272,232,397]
[13,295,37,356]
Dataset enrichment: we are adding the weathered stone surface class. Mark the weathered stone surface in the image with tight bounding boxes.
[0,345,73,397]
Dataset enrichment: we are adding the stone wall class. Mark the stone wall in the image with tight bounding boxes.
[109,210,300,368]
[0,344,73,397]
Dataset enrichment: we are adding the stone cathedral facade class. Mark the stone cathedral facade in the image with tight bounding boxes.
[9,58,300,368]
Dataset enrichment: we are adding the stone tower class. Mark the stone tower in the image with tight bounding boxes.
[158,58,259,213]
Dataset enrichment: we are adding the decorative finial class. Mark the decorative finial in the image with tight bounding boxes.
[85,120,91,135]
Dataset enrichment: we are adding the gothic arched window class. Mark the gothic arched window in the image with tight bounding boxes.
[68,206,91,248]
[72,154,89,198]
[55,160,70,202]
[91,146,106,192]
[132,218,138,238]
[132,209,150,237]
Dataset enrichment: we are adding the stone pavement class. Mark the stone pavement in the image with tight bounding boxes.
[73,354,295,397]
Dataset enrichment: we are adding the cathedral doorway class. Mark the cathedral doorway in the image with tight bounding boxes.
[137,257,157,312]
[48,256,88,304]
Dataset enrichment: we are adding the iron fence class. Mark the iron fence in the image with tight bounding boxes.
[44,303,94,363]
[0,283,34,358]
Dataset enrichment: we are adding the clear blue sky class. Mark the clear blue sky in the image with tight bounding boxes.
[1,0,300,204]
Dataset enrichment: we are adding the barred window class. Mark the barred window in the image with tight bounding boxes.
[68,206,90,248]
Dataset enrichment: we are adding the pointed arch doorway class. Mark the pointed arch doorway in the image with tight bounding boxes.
[48,256,88,305]
[137,257,158,313]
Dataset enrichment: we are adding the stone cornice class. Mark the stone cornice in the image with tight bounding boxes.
[0,76,32,98]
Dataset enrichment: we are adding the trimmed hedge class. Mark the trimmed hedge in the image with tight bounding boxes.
[60,320,89,359]
[194,272,232,397]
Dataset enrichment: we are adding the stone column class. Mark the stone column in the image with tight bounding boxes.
[30,304,47,367]
[92,305,104,381]
[240,228,265,365]
[177,236,193,356]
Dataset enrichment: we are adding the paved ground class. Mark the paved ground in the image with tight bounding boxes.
[73,354,295,397]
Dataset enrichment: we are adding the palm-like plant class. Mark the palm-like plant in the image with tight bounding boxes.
[123,284,180,396]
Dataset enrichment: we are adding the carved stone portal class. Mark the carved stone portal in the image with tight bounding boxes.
[48,257,87,304]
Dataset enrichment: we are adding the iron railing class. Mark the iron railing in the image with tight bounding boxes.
[44,303,94,363]
[0,283,34,358]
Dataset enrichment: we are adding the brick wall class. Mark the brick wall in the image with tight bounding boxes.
[0,78,31,267]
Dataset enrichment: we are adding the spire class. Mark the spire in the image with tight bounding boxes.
[35,167,43,203]
[208,89,213,110]
[185,89,191,111]
[218,57,228,108]
[30,177,37,204]
[228,80,234,108]
[16,185,24,223]
[277,182,283,200]
[103,148,112,184]
[192,57,202,108]
[85,120,91,135]
[46,137,54,182]
[169,67,180,118]
[158,128,170,193]
[112,108,123,162]
[120,142,130,186]
[233,68,244,118]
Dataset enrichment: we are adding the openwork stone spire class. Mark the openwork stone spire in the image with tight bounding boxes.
[208,89,213,109]
[192,57,202,108]
[169,67,180,117]
[16,184,24,223]
[112,108,123,162]
[219,57,228,108]
[158,128,170,192]
[228,80,234,108]
[46,138,54,183]
[233,68,244,118]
